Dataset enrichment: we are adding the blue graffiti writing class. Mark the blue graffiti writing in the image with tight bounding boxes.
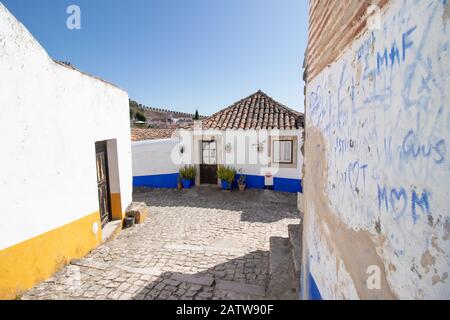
[375,26,417,75]
[335,137,357,155]
[412,190,431,224]
[390,188,408,216]
[309,86,325,128]
[402,26,417,61]
[401,129,446,164]
[378,185,431,223]
[377,41,401,74]
[377,185,408,218]
[357,32,376,60]
[347,161,368,191]
[402,3,441,110]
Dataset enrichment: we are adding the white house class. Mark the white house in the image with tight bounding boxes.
[0,4,132,299]
[132,90,304,193]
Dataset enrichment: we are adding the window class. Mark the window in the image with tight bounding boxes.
[273,140,293,164]
[202,141,217,165]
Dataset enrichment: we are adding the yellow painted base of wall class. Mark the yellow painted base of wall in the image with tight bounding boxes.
[110,193,124,220]
[0,212,102,300]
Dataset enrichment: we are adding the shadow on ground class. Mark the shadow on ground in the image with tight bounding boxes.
[129,248,297,300]
[21,188,300,300]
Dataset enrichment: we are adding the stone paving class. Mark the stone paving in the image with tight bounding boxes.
[22,187,300,300]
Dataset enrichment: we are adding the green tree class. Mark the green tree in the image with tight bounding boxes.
[129,99,139,109]
[135,111,147,122]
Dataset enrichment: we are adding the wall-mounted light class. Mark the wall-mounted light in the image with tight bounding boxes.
[257,143,264,153]
[225,143,232,153]
[252,140,265,153]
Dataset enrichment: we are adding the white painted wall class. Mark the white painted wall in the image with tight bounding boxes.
[232,129,303,180]
[304,0,449,299]
[131,129,304,182]
[191,129,304,179]
[0,4,132,251]
[132,139,181,176]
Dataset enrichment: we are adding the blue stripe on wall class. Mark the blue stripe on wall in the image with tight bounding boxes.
[133,173,179,189]
[273,177,302,193]
[308,273,323,300]
[235,174,265,189]
[133,173,302,193]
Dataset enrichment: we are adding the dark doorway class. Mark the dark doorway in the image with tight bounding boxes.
[200,140,217,185]
[95,141,112,227]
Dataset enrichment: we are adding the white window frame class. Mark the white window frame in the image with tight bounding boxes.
[272,140,293,164]
[202,141,217,165]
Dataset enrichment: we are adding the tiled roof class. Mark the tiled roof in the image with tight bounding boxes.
[131,128,176,141]
[201,90,303,130]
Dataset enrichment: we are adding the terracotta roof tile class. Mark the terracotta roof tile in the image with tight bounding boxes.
[201,90,303,130]
[131,128,176,141]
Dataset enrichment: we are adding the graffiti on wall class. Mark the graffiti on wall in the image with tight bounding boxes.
[306,0,449,299]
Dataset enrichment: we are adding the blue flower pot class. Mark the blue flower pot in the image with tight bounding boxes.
[182,179,193,189]
[221,180,231,190]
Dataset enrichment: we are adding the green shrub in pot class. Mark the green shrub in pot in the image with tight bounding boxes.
[179,165,196,188]
[217,165,236,190]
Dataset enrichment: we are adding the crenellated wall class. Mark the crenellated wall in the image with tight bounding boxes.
[303,0,449,299]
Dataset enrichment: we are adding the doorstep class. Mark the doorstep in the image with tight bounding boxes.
[102,220,122,243]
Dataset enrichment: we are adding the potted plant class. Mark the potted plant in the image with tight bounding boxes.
[217,165,236,191]
[237,169,246,191]
[179,165,196,189]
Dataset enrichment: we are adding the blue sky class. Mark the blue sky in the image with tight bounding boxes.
[2,0,308,115]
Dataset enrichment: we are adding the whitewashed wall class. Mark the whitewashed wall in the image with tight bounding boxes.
[0,4,132,251]
[221,129,303,180]
[132,139,180,177]
[304,0,449,299]
[132,129,303,191]
[189,129,303,179]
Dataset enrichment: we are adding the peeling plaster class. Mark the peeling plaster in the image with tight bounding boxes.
[420,251,436,273]
[432,272,448,286]
[444,220,450,241]
[304,128,397,299]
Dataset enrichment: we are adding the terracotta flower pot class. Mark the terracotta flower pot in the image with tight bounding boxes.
[238,184,246,191]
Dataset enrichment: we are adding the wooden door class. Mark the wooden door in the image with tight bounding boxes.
[95,141,111,227]
[200,141,217,185]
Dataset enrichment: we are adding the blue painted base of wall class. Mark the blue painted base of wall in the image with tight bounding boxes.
[133,173,179,189]
[274,177,303,193]
[234,175,301,193]
[235,174,265,189]
[308,273,323,300]
[133,173,302,194]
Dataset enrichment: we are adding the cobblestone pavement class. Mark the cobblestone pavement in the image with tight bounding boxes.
[22,187,300,300]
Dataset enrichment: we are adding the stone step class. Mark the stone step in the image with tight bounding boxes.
[102,220,122,243]
[216,280,266,297]
[267,237,298,300]
[288,224,302,279]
